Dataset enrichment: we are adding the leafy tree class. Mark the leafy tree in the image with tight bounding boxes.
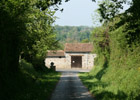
[0,0,30,73]
[0,0,60,74]
[97,0,140,45]
[22,8,60,70]
[124,0,140,44]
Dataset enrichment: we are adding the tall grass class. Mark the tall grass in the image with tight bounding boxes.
[79,26,140,100]
[0,59,61,100]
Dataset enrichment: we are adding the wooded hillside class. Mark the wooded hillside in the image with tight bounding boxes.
[54,25,93,44]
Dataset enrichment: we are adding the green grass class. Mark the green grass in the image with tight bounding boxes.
[0,59,61,100]
[79,47,140,100]
[79,65,140,100]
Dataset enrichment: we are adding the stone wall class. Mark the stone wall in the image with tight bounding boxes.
[45,57,67,69]
[45,53,96,69]
[65,52,96,69]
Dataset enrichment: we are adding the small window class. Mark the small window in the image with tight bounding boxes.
[59,56,62,58]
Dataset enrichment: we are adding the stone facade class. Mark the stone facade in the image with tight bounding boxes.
[45,57,67,69]
[64,52,96,69]
[45,43,96,69]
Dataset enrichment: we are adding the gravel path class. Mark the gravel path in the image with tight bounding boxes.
[50,71,94,100]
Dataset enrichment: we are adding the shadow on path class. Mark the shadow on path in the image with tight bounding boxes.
[50,71,94,100]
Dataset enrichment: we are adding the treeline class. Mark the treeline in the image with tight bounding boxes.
[80,0,140,100]
[55,25,93,44]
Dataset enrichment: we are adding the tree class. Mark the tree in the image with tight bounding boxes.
[0,0,59,74]
[97,0,140,45]
[0,0,29,73]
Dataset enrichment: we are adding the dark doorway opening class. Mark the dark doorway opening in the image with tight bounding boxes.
[71,56,82,68]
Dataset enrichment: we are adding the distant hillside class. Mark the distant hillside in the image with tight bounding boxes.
[54,25,93,44]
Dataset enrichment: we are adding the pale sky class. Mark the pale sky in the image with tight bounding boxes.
[54,0,130,27]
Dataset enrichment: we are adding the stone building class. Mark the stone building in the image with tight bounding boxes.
[45,43,96,69]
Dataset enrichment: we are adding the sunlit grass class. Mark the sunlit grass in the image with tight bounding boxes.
[79,64,140,100]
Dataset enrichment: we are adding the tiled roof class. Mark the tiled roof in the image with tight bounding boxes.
[64,43,93,52]
[47,50,65,57]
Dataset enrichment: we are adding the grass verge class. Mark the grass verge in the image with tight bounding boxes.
[0,59,61,100]
[79,65,140,100]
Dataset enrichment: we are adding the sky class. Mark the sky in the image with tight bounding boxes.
[54,0,130,27]
[54,0,99,27]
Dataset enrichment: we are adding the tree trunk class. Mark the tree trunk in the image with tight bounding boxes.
[0,34,20,75]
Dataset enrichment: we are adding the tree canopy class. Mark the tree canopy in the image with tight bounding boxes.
[0,0,60,73]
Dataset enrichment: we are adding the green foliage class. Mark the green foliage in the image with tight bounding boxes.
[80,2,140,99]
[91,26,109,53]
[0,1,61,99]
[21,5,60,67]
[0,59,61,100]
[54,25,93,44]
[0,0,31,73]
[124,0,140,44]
[97,0,129,22]
[23,8,59,56]
[0,0,60,74]
[97,0,140,44]
[80,45,140,99]
[81,38,90,43]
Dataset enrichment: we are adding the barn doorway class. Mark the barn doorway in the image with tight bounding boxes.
[71,56,82,68]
